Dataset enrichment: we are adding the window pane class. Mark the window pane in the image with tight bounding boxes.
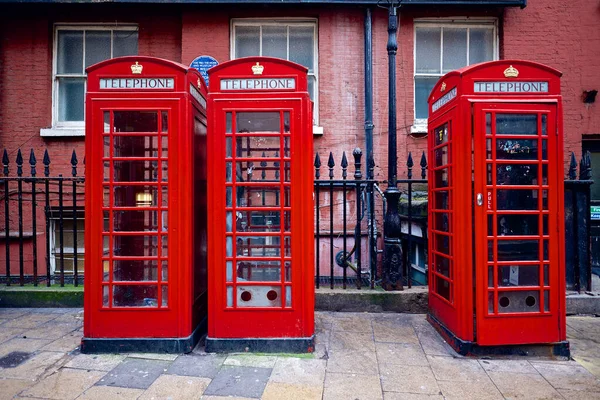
[469,28,494,64]
[262,26,287,60]
[114,111,158,133]
[114,30,138,57]
[415,77,438,119]
[85,31,111,68]
[235,26,260,58]
[289,26,314,71]
[415,27,441,74]
[442,28,467,73]
[308,75,316,102]
[57,30,83,74]
[58,78,85,122]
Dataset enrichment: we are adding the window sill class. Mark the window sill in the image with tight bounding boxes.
[40,127,85,137]
[313,125,324,136]
[410,121,428,135]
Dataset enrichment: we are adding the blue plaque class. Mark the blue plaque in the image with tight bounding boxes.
[190,55,219,87]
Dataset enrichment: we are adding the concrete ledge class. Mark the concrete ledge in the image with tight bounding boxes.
[315,287,428,313]
[0,286,84,308]
[566,292,600,315]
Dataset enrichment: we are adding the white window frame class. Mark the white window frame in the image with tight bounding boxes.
[230,18,321,134]
[42,24,138,137]
[48,211,85,276]
[412,18,498,134]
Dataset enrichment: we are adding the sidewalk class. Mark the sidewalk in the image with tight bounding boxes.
[0,309,598,399]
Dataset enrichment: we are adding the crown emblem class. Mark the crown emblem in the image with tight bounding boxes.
[251,62,264,75]
[504,65,519,78]
[440,82,446,92]
[131,62,143,74]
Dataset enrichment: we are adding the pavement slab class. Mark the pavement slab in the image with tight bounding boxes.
[437,378,504,400]
[329,330,376,351]
[138,374,211,400]
[96,358,171,389]
[379,364,441,395]
[126,352,179,361]
[0,337,54,357]
[0,377,35,399]
[383,393,444,400]
[327,348,379,375]
[427,355,488,382]
[66,353,127,372]
[330,313,374,333]
[166,353,226,378]
[372,320,420,344]
[1,313,58,329]
[0,328,26,345]
[269,357,326,386]
[487,370,563,399]
[262,381,323,400]
[203,365,272,398]
[531,361,600,392]
[478,358,538,374]
[223,354,278,368]
[0,350,65,380]
[21,322,80,340]
[76,385,144,400]
[20,367,106,400]
[42,332,83,353]
[323,372,383,400]
[375,343,429,367]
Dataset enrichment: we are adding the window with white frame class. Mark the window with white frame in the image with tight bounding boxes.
[414,20,497,128]
[231,19,319,125]
[53,26,138,128]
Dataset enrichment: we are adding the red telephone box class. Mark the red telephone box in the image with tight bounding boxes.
[206,57,314,352]
[427,60,568,356]
[82,56,209,353]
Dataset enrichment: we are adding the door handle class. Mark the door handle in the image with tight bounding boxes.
[476,193,483,206]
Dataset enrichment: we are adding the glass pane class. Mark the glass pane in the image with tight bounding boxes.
[435,234,450,254]
[104,112,110,133]
[113,135,159,158]
[415,77,438,119]
[285,285,292,306]
[442,28,467,73]
[237,260,281,281]
[497,214,539,236]
[235,26,260,58]
[113,185,158,207]
[113,210,158,231]
[237,285,282,307]
[236,186,287,208]
[113,111,158,133]
[435,276,451,301]
[496,139,538,160]
[434,146,448,167]
[544,290,550,312]
[85,31,111,68]
[289,26,314,71]
[496,164,543,186]
[434,123,449,146]
[434,212,450,233]
[236,112,280,132]
[416,27,441,74]
[496,114,538,135]
[236,210,281,232]
[161,111,168,133]
[57,30,83,74]
[284,236,291,257]
[161,286,168,307]
[226,112,232,133]
[235,161,280,182]
[262,26,287,59]
[541,114,547,136]
[285,262,291,282]
[113,285,158,307]
[226,261,233,282]
[236,235,281,257]
[103,285,109,307]
[497,290,540,313]
[434,168,449,188]
[162,260,168,281]
[113,259,158,281]
[235,136,282,158]
[497,190,539,210]
[227,286,233,307]
[435,255,450,277]
[435,191,449,210]
[469,28,494,64]
[308,75,316,104]
[113,30,138,57]
[498,265,539,287]
[226,236,233,257]
[58,78,85,122]
[113,160,159,182]
[161,236,168,257]
[497,240,539,261]
[226,138,232,158]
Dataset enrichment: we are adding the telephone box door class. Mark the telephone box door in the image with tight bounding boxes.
[209,99,309,338]
[473,103,563,345]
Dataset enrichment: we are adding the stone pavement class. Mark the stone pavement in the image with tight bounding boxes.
[0,309,599,399]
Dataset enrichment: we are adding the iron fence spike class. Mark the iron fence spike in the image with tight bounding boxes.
[407,152,414,168]
[420,151,427,179]
[29,149,37,176]
[314,153,321,168]
[43,149,50,177]
[2,149,8,176]
[341,151,348,168]
[16,149,23,176]
[327,152,335,168]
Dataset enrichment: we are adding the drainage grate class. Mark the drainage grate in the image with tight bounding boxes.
[0,351,32,368]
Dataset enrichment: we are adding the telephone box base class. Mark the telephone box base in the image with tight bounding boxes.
[205,336,315,354]
[427,314,570,358]
[81,319,206,354]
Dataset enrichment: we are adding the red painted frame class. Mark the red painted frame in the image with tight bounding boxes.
[427,60,565,345]
[207,57,314,339]
[84,56,208,339]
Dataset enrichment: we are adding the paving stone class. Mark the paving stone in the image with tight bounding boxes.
[329,330,376,351]
[383,393,444,400]
[379,364,440,395]
[96,358,171,390]
[327,349,378,375]
[330,314,374,333]
[42,332,83,353]
[372,320,420,344]
[0,337,53,357]
[21,367,106,400]
[0,377,35,398]
[138,374,211,400]
[427,355,487,382]
[531,361,600,392]
[0,328,26,345]
[66,353,127,372]
[223,354,277,368]
[262,382,323,400]
[0,309,29,319]
[201,396,256,400]
[557,388,600,400]
[1,313,58,329]
[478,359,538,374]
[22,322,80,340]
[375,343,428,367]
[76,385,144,400]
[166,353,226,378]
[203,365,271,398]
[487,370,563,399]
[437,377,503,400]
[125,353,179,361]
[323,372,383,400]
[270,357,326,386]
[0,351,65,380]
